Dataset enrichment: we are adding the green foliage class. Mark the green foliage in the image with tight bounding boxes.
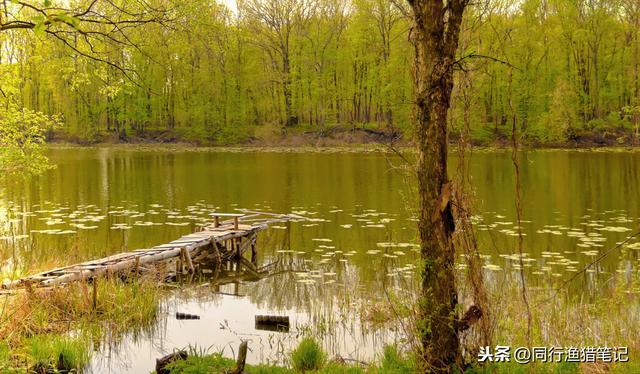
[0,102,61,176]
[610,362,640,373]
[28,335,90,371]
[29,336,52,369]
[379,345,414,374]
[1,0,638,146]
[0,342,10,369]
[161,343,417,373]
[623,102,640,122]
[166,351,236,373]
[290,337,326,372]
[317,363,365,373]
[53,336,90,371]
[1,0,413,144]
[1,278,162,345]
[605,112,630,130]
[530,78,578,143]
[586,118,607,132]
[250,365,296,374]
[464,361,580,374]
[553,362,580,374]
[0,278,163,370]
[623,99,640,140]
[449,0,640,146]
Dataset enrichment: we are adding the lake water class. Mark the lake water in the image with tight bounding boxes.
[1,147,639,373]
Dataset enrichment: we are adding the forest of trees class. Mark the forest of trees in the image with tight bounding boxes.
[1,0,639,145]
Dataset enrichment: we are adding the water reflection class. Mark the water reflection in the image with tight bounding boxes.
[1,148,640,372]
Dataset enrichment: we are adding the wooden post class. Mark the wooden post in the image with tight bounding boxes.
[134,257,140,273]
[214,215,220,228]
[182,247,195,273]
[213,242,221,265]
[212,262,220,290]
[92,278,98,311]
[231,341,248,374]
[25,282,33,299]
[285,220,291,251]
[234,216,239,230]
[156,351,188,374]
[235,240,243,275]
[251,241,257,264]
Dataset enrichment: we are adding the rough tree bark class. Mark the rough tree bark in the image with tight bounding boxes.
[407,0,468,371]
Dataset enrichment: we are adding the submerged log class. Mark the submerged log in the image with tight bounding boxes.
[255,315,290,332]
[255,315,289,325]
[175,312,200,320]
[255,322,290,332]
[156,350,188,374]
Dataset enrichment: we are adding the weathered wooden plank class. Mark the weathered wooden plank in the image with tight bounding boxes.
[24,275,57,281]
[169,239,201,244]
[153,244,180,249]
[5,212,302,289]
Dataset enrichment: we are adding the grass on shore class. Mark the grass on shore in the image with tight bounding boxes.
[0,276,163,371]
[165,343,640,374]
[355,265,640,373]
[165,343,415,374]
[484,273,640,363]
[0,265,637,373]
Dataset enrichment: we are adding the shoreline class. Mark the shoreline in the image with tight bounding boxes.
[46,139,640,153]
[46,124,640,151]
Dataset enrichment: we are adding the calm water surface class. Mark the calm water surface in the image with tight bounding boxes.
[1,147,639,373]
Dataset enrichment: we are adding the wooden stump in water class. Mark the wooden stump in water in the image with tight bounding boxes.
[175,312,200,320]
[251,242,257,264]
[181,247,195,273]
[92,278,98,311]
[156,350,188,374]
[30,363,48,374]
[230,341,248,374]
[255,315,290,332]
[57,352,76,372]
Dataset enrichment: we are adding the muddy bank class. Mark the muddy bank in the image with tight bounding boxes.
[48,125,403,147]
[48,125,640,149]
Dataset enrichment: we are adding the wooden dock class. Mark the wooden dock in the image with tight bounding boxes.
[5,211,299,289]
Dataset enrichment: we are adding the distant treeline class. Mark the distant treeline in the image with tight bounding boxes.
[1,0,639,145]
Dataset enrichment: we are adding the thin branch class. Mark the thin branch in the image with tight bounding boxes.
[454,52,522,71]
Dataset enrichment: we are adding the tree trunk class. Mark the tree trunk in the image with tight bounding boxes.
[283,54,294,129]
[408,0,468,371]
[634,11,639,100]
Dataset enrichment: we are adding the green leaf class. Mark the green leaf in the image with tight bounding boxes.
[33,21,47,34]
[55,13,80,28]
